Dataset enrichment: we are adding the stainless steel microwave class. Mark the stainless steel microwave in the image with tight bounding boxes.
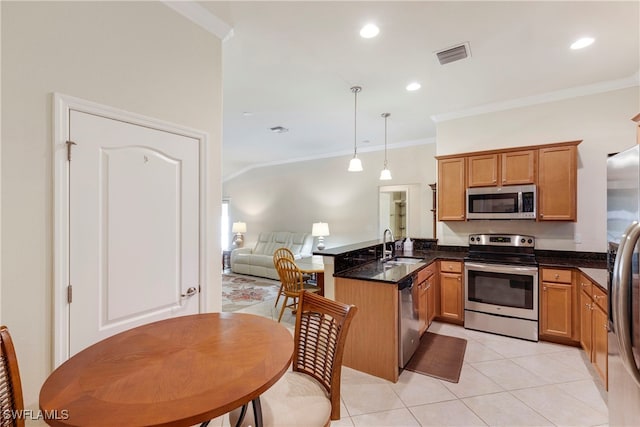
[466,184,536,220]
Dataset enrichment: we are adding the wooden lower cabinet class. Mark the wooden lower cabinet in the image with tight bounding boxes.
[592,303,608,386]
[417,281,427,334]
[439,261,463,324]
[416,262,437,335]
[579,290,593,354]
[427,276,436,324]
[540,267,575,340]
[579,274,608,388]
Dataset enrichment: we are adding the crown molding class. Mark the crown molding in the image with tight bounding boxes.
[163,1,233,41]
[223,138,436,182]
[431,72,640,123]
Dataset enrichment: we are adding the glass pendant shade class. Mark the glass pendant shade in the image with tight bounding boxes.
[348,156,363,172]
[379,168,392,180]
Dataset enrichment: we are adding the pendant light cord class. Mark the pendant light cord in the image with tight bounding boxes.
[382,112,390,167]
[351,86,361,156]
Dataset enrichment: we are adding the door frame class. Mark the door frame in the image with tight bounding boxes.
[53,93,210,366]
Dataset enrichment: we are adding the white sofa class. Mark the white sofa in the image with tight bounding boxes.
[230,231,314,280]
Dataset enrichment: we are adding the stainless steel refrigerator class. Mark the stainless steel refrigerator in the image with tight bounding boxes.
[607,144,640,425]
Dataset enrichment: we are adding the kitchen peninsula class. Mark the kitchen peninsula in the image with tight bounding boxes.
[317,239,608,385]
[317,240,465,382]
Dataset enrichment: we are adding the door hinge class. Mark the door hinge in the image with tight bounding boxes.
[67,285,73,303]
[66,140,77,161]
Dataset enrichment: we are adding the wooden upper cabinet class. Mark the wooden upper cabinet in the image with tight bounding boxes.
[467,154,498,187]
[438,157,466,221]
[468,150,536,187]
[437,140,580,222]
[501,150,536,185]
[538,142,579,221]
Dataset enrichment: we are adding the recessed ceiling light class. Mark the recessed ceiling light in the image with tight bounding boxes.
[242,111,254,117]
[570,37,595,50]
[269,126,289,133]
[406,82,421,92]
[360,23,379,39]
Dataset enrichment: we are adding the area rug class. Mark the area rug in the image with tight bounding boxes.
[222,273,280,312]
[404,332,467,383]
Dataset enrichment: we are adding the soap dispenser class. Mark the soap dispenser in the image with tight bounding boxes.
[403,237,413,252]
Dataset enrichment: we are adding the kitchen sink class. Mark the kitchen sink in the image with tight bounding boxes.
[386,257,423,265]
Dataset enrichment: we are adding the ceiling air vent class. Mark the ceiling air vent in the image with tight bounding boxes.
[435,42,471,65]
[269,126,289,133]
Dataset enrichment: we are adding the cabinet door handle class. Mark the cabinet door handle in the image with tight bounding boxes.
[554,274,560,279]
[543,286,547,291]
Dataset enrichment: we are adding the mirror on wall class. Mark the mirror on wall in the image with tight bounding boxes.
[379,185,411,239]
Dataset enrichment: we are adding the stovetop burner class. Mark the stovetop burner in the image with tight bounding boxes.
[465,234,537,266]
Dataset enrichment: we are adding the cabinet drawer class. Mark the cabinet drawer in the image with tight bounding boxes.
[417,262,436,283]
[541,268,572,284]
[440,260,462,273]
[592,286,608,312]
[579,275,593,297]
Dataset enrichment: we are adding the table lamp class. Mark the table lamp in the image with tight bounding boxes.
[312,222,330,250]
[232,222,247,248]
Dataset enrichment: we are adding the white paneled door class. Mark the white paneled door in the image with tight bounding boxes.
[67,108,201,356]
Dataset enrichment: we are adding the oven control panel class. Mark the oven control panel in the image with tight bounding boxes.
[468,234,535,248]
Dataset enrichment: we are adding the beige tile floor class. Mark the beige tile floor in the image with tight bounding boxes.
[212,292,609,427]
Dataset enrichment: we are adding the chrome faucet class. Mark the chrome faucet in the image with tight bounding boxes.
[381,228,395,261]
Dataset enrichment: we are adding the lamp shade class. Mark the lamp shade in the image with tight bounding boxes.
[312,222,330,237]
[231,222,247,233]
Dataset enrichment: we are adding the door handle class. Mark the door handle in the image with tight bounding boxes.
[612,221,640,388]
[181,287,198,298]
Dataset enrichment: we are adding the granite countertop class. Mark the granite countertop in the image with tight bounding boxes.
[334,249,465,284]
[334,246,608,291]
[536,255,608,291]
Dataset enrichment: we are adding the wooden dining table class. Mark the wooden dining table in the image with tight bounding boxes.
[39,313,293,427]
[296,255,325,296]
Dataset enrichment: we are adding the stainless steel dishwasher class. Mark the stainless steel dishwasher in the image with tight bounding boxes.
[398,274,420,368]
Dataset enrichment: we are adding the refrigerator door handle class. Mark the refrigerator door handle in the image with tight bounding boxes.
[612,220,640,388]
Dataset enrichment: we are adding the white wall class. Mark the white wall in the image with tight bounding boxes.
[223,144,437,250]
[436,87,639,251]
[1,1,222,411]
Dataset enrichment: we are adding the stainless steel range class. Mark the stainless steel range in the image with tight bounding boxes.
[464,234,539,341]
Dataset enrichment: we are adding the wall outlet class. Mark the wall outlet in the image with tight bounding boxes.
[574,233,582,244]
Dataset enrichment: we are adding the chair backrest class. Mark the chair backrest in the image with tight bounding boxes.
[0,326,24,427]
[293,292,357,421]
[273,247,295,267]
[274,257,305,295]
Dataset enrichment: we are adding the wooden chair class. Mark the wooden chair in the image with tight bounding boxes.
[0,326,24,427]
[229,291,357,426]
[273,247,296,308]
[274,257,320,323]
[273,247,314,308]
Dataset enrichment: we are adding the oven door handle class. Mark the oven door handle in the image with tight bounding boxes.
[464,262,538,275]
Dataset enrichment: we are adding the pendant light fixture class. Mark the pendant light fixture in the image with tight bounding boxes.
[348,86,363,172]
[379,113,392,180]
